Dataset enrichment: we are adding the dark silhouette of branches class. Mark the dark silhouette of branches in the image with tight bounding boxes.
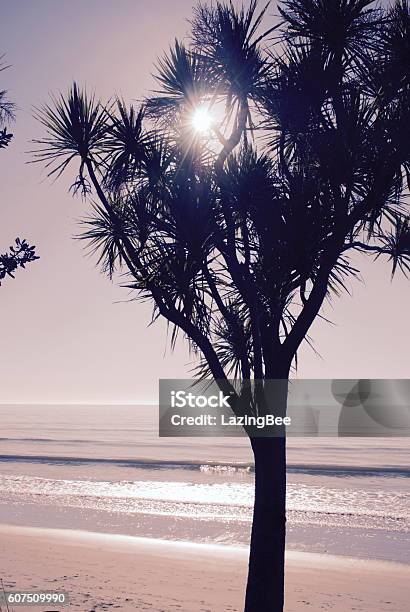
[0,238,39,286]
[1,56,39,286]
[33,2,410,610]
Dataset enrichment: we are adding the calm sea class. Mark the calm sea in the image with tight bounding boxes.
[0,405,408,563]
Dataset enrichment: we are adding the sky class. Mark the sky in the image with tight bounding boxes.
[0,0,409,404]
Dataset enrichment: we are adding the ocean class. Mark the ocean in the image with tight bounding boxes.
[0,405,408,564]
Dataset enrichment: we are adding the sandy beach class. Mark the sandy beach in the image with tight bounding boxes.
[0,407,408,610]
[0,524,408,612]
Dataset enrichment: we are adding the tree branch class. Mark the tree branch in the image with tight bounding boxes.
[85,158,237,398]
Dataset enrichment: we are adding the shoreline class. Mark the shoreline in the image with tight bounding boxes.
[0,523,410,577]
[0,524,408,611]
[1,524,409,568]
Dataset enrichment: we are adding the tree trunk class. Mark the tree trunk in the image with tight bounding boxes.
[244,435,286,612]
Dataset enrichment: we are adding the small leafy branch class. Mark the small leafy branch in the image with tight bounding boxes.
[0,238,39,286]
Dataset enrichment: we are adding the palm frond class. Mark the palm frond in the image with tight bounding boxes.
[78,201,127,279]
[103,101,147,191]
[146,40,211,120]
[278,0,384,67]
[261,43,327,153]
[382,215,410,277]
[383,0,410,92]
[190,0,273,107]
[32,83,109,183]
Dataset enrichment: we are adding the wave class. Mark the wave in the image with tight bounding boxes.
[0,454,409,478]
[200,464,252,474]
[1,473,408,528]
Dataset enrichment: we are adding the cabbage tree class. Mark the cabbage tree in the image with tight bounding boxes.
[33,2,410,610]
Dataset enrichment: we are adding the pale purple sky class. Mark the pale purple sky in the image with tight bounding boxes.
[0,0,409,404]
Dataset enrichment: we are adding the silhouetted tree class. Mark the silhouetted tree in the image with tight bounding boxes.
[33,1,410,610]
[1,58,38,285]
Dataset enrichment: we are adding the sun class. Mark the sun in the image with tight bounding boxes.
[192,107,213,133]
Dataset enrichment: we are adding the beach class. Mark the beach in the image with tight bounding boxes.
[0,404,408,611]
[1,525,409,612]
